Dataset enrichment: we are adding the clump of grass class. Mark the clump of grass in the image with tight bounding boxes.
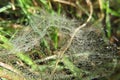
[0,0,119,80]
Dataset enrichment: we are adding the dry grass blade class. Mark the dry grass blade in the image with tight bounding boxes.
[53,0,76,7]
[0,61,18,74]
[0,61,26,80]
[51,0,93,77]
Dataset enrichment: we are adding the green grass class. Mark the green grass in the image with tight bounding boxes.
[0,0,120,80]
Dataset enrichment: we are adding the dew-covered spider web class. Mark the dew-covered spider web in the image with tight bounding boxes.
[0,10,118,80]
